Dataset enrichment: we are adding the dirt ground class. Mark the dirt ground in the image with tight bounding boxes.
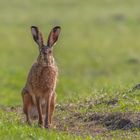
[54,104,140,137]
[1,100,140,137]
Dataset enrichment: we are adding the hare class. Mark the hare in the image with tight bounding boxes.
[21,26,61,128]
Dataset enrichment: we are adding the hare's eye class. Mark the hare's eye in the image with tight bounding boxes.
[48,50,52,54]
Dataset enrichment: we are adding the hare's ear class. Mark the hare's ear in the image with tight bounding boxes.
[31,26,44,47]
[47,26,61,47]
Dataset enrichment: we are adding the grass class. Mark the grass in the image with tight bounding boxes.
[1,0,140,139]
[0,107,86,140]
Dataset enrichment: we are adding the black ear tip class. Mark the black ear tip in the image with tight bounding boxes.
[53,26,61,30]
[52,26,61,33]
[31,26,38,29]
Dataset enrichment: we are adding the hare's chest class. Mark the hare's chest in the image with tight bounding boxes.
[29,66,58,93]
[39,68,57,86]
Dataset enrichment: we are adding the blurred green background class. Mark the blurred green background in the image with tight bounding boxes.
[1,0,140,139]
[0,0,140,106]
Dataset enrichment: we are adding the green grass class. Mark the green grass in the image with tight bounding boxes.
[1,0,140,139]
[0,108,88,140]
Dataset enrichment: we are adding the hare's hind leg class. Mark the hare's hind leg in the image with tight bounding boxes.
[50,93,56,126]
[22,89,32,125]
[36,97,44,127]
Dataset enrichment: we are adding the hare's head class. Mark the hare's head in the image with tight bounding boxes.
[31,26,61,65]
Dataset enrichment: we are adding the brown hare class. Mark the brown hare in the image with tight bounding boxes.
[21,26,61,128]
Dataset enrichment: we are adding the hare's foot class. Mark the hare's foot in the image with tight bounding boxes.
[26,120,32,126]
[38,122,44,128]
[45,124,51,129]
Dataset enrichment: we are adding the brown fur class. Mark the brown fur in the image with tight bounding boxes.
[22,26,61,128]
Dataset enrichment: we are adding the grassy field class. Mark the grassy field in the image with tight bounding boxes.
[1,0,140,139]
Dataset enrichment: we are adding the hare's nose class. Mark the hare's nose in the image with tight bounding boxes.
[43,51,47,54]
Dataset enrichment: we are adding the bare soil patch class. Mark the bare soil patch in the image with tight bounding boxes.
[1,102,140,137]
